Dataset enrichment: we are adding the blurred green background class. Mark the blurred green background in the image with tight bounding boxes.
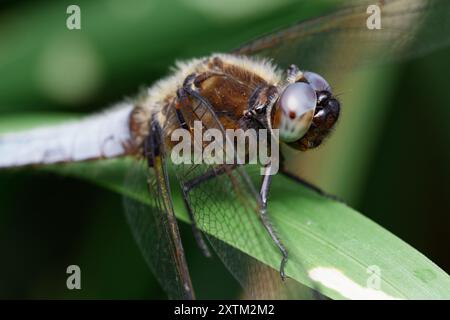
[0,0,448,298]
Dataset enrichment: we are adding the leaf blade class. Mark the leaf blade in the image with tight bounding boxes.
[42,157,450,300]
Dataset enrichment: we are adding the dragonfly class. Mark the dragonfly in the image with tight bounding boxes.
[1,0,449,299]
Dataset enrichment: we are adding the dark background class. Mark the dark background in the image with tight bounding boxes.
[0,0,448,298]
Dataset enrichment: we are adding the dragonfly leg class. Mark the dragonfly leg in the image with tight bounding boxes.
[280,167,345,204]
[243,85,279,130]
[247,85,278,113]
[183,164,237,192]
[260,164,289,280]
[180,185,212,258]
[261,166,326,298]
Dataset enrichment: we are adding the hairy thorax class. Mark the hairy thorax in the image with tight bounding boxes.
[129,54,282,151]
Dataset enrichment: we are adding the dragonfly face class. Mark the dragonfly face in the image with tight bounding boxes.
[272,70,340,151]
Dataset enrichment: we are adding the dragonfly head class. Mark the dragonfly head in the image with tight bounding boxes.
[274,71,340,151]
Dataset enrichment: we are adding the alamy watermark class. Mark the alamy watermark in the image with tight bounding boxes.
[367,4,382,30]
[66,5,81,30]
[170,121,280,175]
[66,265,81,290]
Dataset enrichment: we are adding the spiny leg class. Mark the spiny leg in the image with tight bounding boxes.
[242,84,279,136]
[183,164,237,192]
[260,165,288,280]
[243,85,289,279]
[281,167,345,204]
[262,164,326,297]
[179,185,211,258]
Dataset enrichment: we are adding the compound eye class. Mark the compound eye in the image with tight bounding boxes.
[279,82,317,142]
[303,71,331,93]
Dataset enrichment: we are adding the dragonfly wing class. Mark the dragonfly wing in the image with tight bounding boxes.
[206,196,321,300]
[164,91,317,299]
[172,162,316,299]
[234,0,450,83]
[123,136,195,299]
[234,0,449,188]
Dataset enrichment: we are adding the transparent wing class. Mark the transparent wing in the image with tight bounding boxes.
[234,0,449,184]
[234,0,450,86]
[164,91,317,299]
[123,154,195,300]
[211,231,317,300]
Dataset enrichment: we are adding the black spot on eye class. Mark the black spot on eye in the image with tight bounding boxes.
[288,111,296,119]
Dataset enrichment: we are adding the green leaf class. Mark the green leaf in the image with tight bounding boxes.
[41,157,450,300]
